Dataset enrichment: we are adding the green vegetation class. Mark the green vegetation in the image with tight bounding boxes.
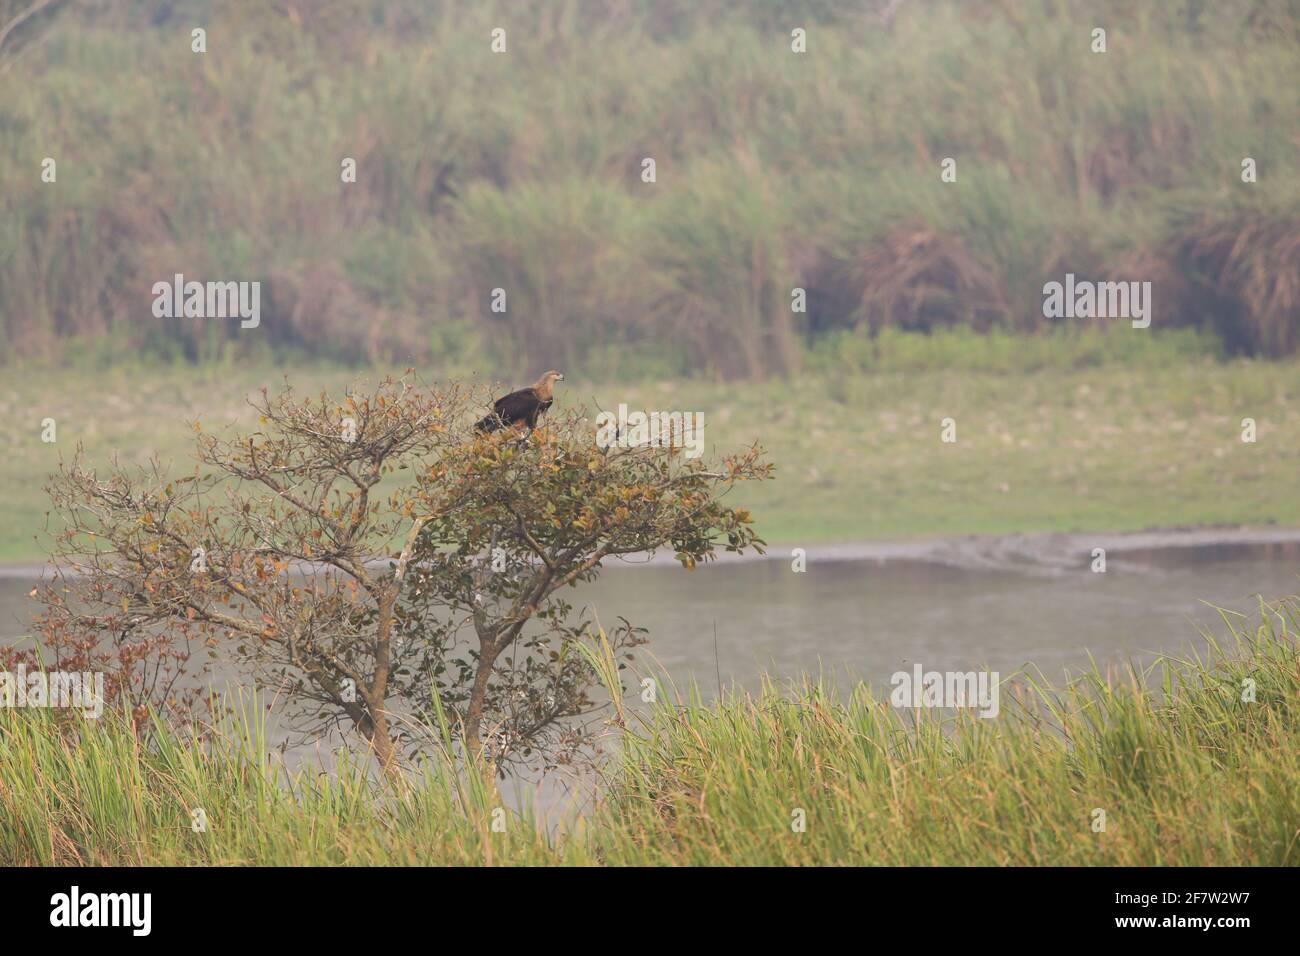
[2,0,1297,374]
[4,0,1295,872]
[3,595,1296,865]
[3,332,1299,562]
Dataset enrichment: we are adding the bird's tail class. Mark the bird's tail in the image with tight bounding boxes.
[474,413,503,433]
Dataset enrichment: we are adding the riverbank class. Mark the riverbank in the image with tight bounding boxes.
[3,352,1299,562]
[6,523,1300,578]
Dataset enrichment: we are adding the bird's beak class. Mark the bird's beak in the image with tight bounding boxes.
[556,373,565,381]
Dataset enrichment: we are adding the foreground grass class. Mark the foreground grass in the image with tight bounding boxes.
[2,339,1299,560]
[2,597,1297,865]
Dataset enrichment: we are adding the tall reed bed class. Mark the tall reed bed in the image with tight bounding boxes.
[1,0,1296,373]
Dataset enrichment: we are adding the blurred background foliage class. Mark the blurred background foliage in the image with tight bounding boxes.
[1,0,1296,378]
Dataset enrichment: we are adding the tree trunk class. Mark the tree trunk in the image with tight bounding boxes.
[366,587,400,780]
[368,708,400,780]
[462,640,500,758]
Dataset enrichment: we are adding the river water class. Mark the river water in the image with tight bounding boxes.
[3,528,1298,787]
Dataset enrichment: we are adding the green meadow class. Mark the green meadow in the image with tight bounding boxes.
[3,330,1299,562]
[2,596,1296,866]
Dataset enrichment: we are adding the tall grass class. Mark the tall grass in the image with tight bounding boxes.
[0,691,572,865]
[596,600,1300,864]
[2,595,1297,865]
[1,0,1296,373]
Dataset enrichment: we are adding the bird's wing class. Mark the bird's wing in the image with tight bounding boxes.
[493,387,542,424]
[529,395,554,427]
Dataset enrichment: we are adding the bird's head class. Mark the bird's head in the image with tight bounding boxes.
[530,370,565,399]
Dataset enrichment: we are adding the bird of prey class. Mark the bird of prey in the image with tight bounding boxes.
[474,370,564,434]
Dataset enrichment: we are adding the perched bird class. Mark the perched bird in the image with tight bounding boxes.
[474,370,564,434]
